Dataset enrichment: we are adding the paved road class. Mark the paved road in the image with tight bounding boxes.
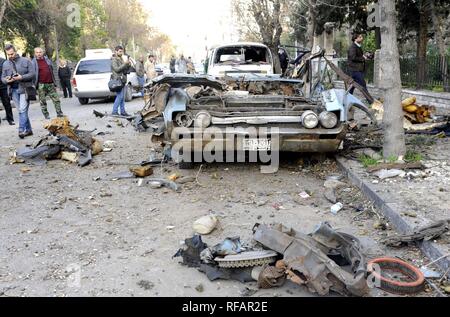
[0,96,425,297]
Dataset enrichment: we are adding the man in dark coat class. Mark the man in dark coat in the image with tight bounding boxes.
[58,59,72,98]
[347,33,369,98]
[0,56,15,125]
[278,48,289,76]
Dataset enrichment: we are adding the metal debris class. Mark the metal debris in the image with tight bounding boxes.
[253,222,369,296]
[381,220,450,247]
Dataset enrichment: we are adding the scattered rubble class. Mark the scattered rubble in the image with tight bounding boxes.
[13,118,105,167]
[193,215,219,235]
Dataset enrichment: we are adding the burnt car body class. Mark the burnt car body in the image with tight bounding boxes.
[136,73,371,160]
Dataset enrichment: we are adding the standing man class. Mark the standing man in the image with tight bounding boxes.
[170,56,176,73]
[347,33,370,99]
[1,44,35,138]
[144,54,157,82]
[187,57,196,75]
[111,45,131,116]
[32,47,64,119]
[135,55,146,96]
[0,56,15,125]
[176,55,188,74]
[278,48,289,76]
[58,59,72,98]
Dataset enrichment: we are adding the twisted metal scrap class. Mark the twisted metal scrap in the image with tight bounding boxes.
[381,220,450,247]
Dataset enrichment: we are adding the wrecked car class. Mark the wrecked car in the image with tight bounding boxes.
[135,49,375,168]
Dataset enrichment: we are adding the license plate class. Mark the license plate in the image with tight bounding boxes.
[243,139,271,151]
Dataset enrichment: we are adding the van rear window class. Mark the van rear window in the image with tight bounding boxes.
[76,59,111,75]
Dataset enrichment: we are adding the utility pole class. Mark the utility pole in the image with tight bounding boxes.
[379,0,406,160]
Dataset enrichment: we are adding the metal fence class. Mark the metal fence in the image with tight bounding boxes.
[338,56,450,91]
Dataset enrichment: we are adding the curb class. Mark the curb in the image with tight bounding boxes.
[336,156,450,277]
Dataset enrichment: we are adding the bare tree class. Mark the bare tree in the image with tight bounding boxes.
[379,0,406,160]
[232,0,291,73]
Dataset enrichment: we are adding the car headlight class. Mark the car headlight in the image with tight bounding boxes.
[301,111,319,129]
[319,111,338,129]
[194,111,212,129]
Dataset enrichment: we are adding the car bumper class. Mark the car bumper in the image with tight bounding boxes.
[74,89,116,98]
[168,125,347,153]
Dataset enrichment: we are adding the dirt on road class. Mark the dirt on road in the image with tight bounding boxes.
[0,98,437,297]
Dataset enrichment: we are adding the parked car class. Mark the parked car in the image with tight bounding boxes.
[156,63,170,75]
[154,64,165,77]
[206,42,275,78]
[72,49,141,105]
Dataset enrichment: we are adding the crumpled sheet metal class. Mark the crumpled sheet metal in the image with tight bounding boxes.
[16,119,98,167]
[381,220,450,247]
[253,222,369,297]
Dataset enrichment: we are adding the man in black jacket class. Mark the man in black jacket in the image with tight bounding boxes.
[0,57,15,125]
[58,59,72,98]
[347,33,370,100]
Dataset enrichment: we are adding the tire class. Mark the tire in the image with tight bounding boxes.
[367,257,425,295]
[125,85,133,102]
[78,98,89,105]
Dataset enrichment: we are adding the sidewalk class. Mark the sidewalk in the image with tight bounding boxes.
[333,81,450,114]
[336,135,450,277]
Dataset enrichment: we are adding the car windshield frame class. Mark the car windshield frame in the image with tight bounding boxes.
[76,59,112,75]
[214,45,272,66]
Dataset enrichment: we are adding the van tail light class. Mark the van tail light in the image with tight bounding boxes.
[71,77,77,88]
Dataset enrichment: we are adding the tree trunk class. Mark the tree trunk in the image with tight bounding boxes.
[306,0,316,49]
[269,44,282,74]
[379,0,406,160]
[43,33,54,59]
[430,0,449,92]
[416,0,430,90]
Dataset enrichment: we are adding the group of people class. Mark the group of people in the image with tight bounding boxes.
[170,55,196,74]
[0,44,70,139]
[111,49,198,116]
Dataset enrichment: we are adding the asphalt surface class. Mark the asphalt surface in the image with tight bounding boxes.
[0,96,430,297]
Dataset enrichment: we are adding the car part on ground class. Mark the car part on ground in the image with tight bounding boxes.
[367,257,425,295]
[214,251,278,268]
[253,222,369,297]
[256,264,287,289]
[174,222,371,297]
[381,220,450,247]
[14,118,104,167]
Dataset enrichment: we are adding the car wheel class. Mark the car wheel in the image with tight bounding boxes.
[125,85,133,102]
[78,98,89,105]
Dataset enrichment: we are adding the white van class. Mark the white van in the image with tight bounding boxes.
[72,49,141,105]
[207,42,275,78]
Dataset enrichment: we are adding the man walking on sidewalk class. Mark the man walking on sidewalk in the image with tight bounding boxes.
[1,44,35,138]
[0,56,15,125]
[347,33,370,101]
[32,47,64,119]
